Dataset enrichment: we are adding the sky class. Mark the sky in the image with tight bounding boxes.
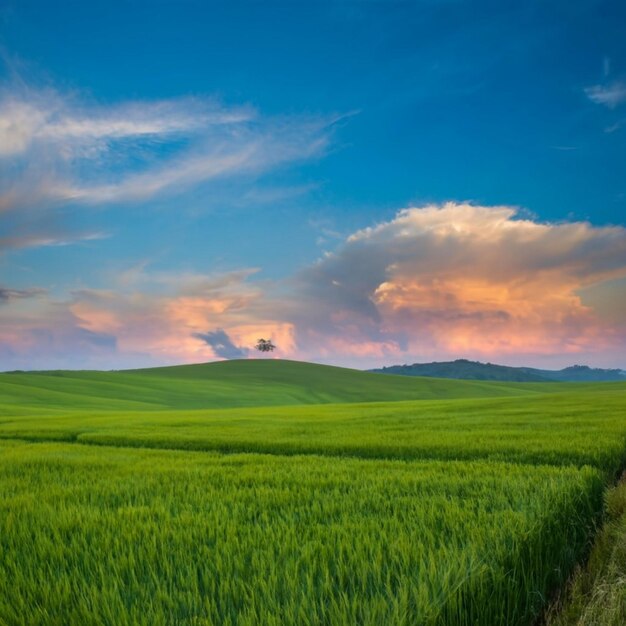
[1,0,626,371]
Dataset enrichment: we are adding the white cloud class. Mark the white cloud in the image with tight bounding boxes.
[0,90,252,158]
[0,83,333,212]
[585,79,626,108]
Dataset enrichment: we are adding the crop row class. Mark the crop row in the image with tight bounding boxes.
[2,390,626,471]
[0,440,604,626]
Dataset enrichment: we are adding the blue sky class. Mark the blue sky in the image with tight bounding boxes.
[1,0,626,370]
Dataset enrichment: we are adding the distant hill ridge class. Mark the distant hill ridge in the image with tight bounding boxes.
[370,359,626,382]
[1,358,560,413]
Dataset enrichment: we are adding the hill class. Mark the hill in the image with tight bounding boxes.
[0,358,560,414]
[2,357,626,626]
[370,359,626,383]
[526,364,626,382]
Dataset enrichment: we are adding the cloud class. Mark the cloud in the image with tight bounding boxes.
[0,266,294,369]
[0,91,248,158]
[0,287,118,369]
[2,204,626,370]
[192,329,248,359]
[67,269,271,360]
[605,119,625,133]
[285,203,626,365]
[0,286,46,303]
[0,82,333,214]
[0,230,108,252]
[0,80,335,258]
[585,79,626,108]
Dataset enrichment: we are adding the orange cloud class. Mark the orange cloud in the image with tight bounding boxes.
[292,204,626,365]
[2,204,626,370]
[65,274,295,366]
[372,275,601,356]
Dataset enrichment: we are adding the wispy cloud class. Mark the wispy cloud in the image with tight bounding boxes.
[551,145,578,151]
[0,82,334,213]
[0,286,46,303]
[0,80,336,258]
[0,230,108,252]
[605,119,625,134]
[0,90,251,158]
[585,79,626,108]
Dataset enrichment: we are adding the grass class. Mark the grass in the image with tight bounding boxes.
[0,358,610,413]
[545,477,626,626]
[0,441,604,626]
[2,359,626,625]
[2,389,626,471]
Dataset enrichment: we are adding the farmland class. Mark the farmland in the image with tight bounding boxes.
[1,359,626,625]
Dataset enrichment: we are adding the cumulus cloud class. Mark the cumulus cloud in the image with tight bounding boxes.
[286,204,626,364]
[585,79,626,108]
[2,204,626,370]
[192,329,249,359]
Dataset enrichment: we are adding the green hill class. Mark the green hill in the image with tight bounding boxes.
[0,358,563,414]
[2,358,626,626]
[371,359,626,383]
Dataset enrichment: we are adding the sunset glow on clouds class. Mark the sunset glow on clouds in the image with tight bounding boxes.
[2,204,626,370]
[2,1,626,371]
[285,205,626,366]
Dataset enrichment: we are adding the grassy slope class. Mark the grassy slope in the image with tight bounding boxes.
[2,359,626,625]
[0,441,604,626]
[1,358,619,415]
[2,376,626,471]
[546,479,626,626]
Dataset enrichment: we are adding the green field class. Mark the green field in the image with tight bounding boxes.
[1,359,626,625]
[0,359,577,413]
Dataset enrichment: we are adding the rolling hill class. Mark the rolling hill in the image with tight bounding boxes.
[0,358,575,414]
[371,359,626,383]
[2,357,626,626]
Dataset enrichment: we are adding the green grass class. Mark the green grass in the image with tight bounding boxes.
[2,388,626,471]
[546,478,626,626]
[0,358,606,414]
[2,359,626,625]
[0,441,604,626]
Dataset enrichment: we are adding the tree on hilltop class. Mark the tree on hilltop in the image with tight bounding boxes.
[255,338,276,353]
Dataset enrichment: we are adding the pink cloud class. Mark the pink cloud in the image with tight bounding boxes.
[2,204,626,370]
[289,204,626,367]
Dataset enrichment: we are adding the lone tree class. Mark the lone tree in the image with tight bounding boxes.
[255,338,276,353]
